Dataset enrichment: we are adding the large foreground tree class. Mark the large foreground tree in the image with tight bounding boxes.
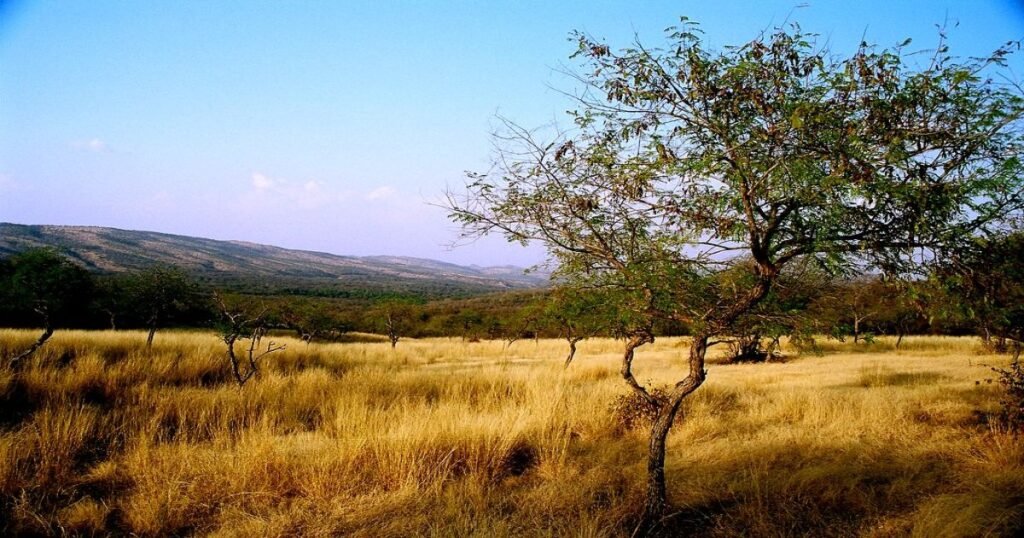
[449,20,1024,534]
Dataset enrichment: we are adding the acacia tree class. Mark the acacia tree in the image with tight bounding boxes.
[94,275,129,330]
[936,230,1024,354]
[280,301,343,345]
[449,20,1024,533]
[373,299,419,348]
[0,249,94,366]
[126,265,200,348]
[834,276,891,343]
[542,286,633,367]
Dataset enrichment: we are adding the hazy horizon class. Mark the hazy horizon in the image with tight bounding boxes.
[3,0,1022,266]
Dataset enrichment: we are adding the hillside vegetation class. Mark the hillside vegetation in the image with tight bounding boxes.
[0,223,546,298]
[0,331,1020,536]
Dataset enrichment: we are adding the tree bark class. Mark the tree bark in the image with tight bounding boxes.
[564,337,583,368]
[10,325,54,368]
[633,273,774,536]
[146,324,157,348]
[634,334,708,536]
[105,310,117,331]
[621,330,657,406]
[386,312,398,349]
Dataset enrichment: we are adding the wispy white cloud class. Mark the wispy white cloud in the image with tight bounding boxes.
[70,138,110,153]
[365,185,396,201]
[252,172,274,191]
[243,172,342,210]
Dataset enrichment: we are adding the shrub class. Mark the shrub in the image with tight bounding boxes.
[609,388,670,430]
[993,360,1024,432]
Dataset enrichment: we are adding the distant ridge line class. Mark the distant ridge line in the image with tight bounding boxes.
[0,222,548,296]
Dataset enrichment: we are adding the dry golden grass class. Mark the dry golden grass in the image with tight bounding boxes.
[0,329,1020,536]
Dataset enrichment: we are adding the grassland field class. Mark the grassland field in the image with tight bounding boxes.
[0,330,1021,537]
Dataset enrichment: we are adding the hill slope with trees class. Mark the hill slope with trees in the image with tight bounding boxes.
[0,223,547,298]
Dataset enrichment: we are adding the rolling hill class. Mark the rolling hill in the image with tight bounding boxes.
[0,223,548,298]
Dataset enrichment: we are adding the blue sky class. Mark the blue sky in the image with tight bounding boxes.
[2,1,1023,266]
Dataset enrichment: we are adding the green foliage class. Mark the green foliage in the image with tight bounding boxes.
[933,231,1024,349]
[0,248,94,327]
[124,265,205,329]
[723,259,831,360]
[541,286,630,340]
[451,21,1024,343]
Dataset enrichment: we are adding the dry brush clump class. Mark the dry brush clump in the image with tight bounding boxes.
[0,330,1021,536]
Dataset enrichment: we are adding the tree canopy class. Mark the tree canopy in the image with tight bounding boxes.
[449,19,1024,533]
[0,248,94,364]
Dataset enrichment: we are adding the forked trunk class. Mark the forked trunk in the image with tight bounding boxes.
[621,331,657,406]
[634,334,708,536]
[564,337,582,368]
[633,273,774,535]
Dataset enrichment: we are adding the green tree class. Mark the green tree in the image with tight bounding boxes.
[125,265,201,348]
[0,249,94,365]
[372,299,420,348]
[834,276,889,344]
[93,274,130,330]
[449,20,1024,532]
[724,259,830,361]
[542,286,631,367]
[278,300,344,344]
[936,231,1024,355]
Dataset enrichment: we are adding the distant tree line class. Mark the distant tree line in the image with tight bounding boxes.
[1,238,1022,365]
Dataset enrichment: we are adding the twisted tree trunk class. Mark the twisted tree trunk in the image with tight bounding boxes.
[621,330,657,406]
[9,307,53,368]
[564,336,583,368]
[634,274,774,536]
[386,312,399,349]
[633,334,708,536]
[146,315,158,348]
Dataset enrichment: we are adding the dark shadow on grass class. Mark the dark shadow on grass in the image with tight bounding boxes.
[848,368,949,388]
[638,437,956,537]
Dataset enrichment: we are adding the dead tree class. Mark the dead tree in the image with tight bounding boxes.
[215,294,285,387]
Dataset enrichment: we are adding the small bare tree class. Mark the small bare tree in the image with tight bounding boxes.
[214,293,285,387]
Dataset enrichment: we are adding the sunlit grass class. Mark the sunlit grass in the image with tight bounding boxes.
[0,329,1020,536]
